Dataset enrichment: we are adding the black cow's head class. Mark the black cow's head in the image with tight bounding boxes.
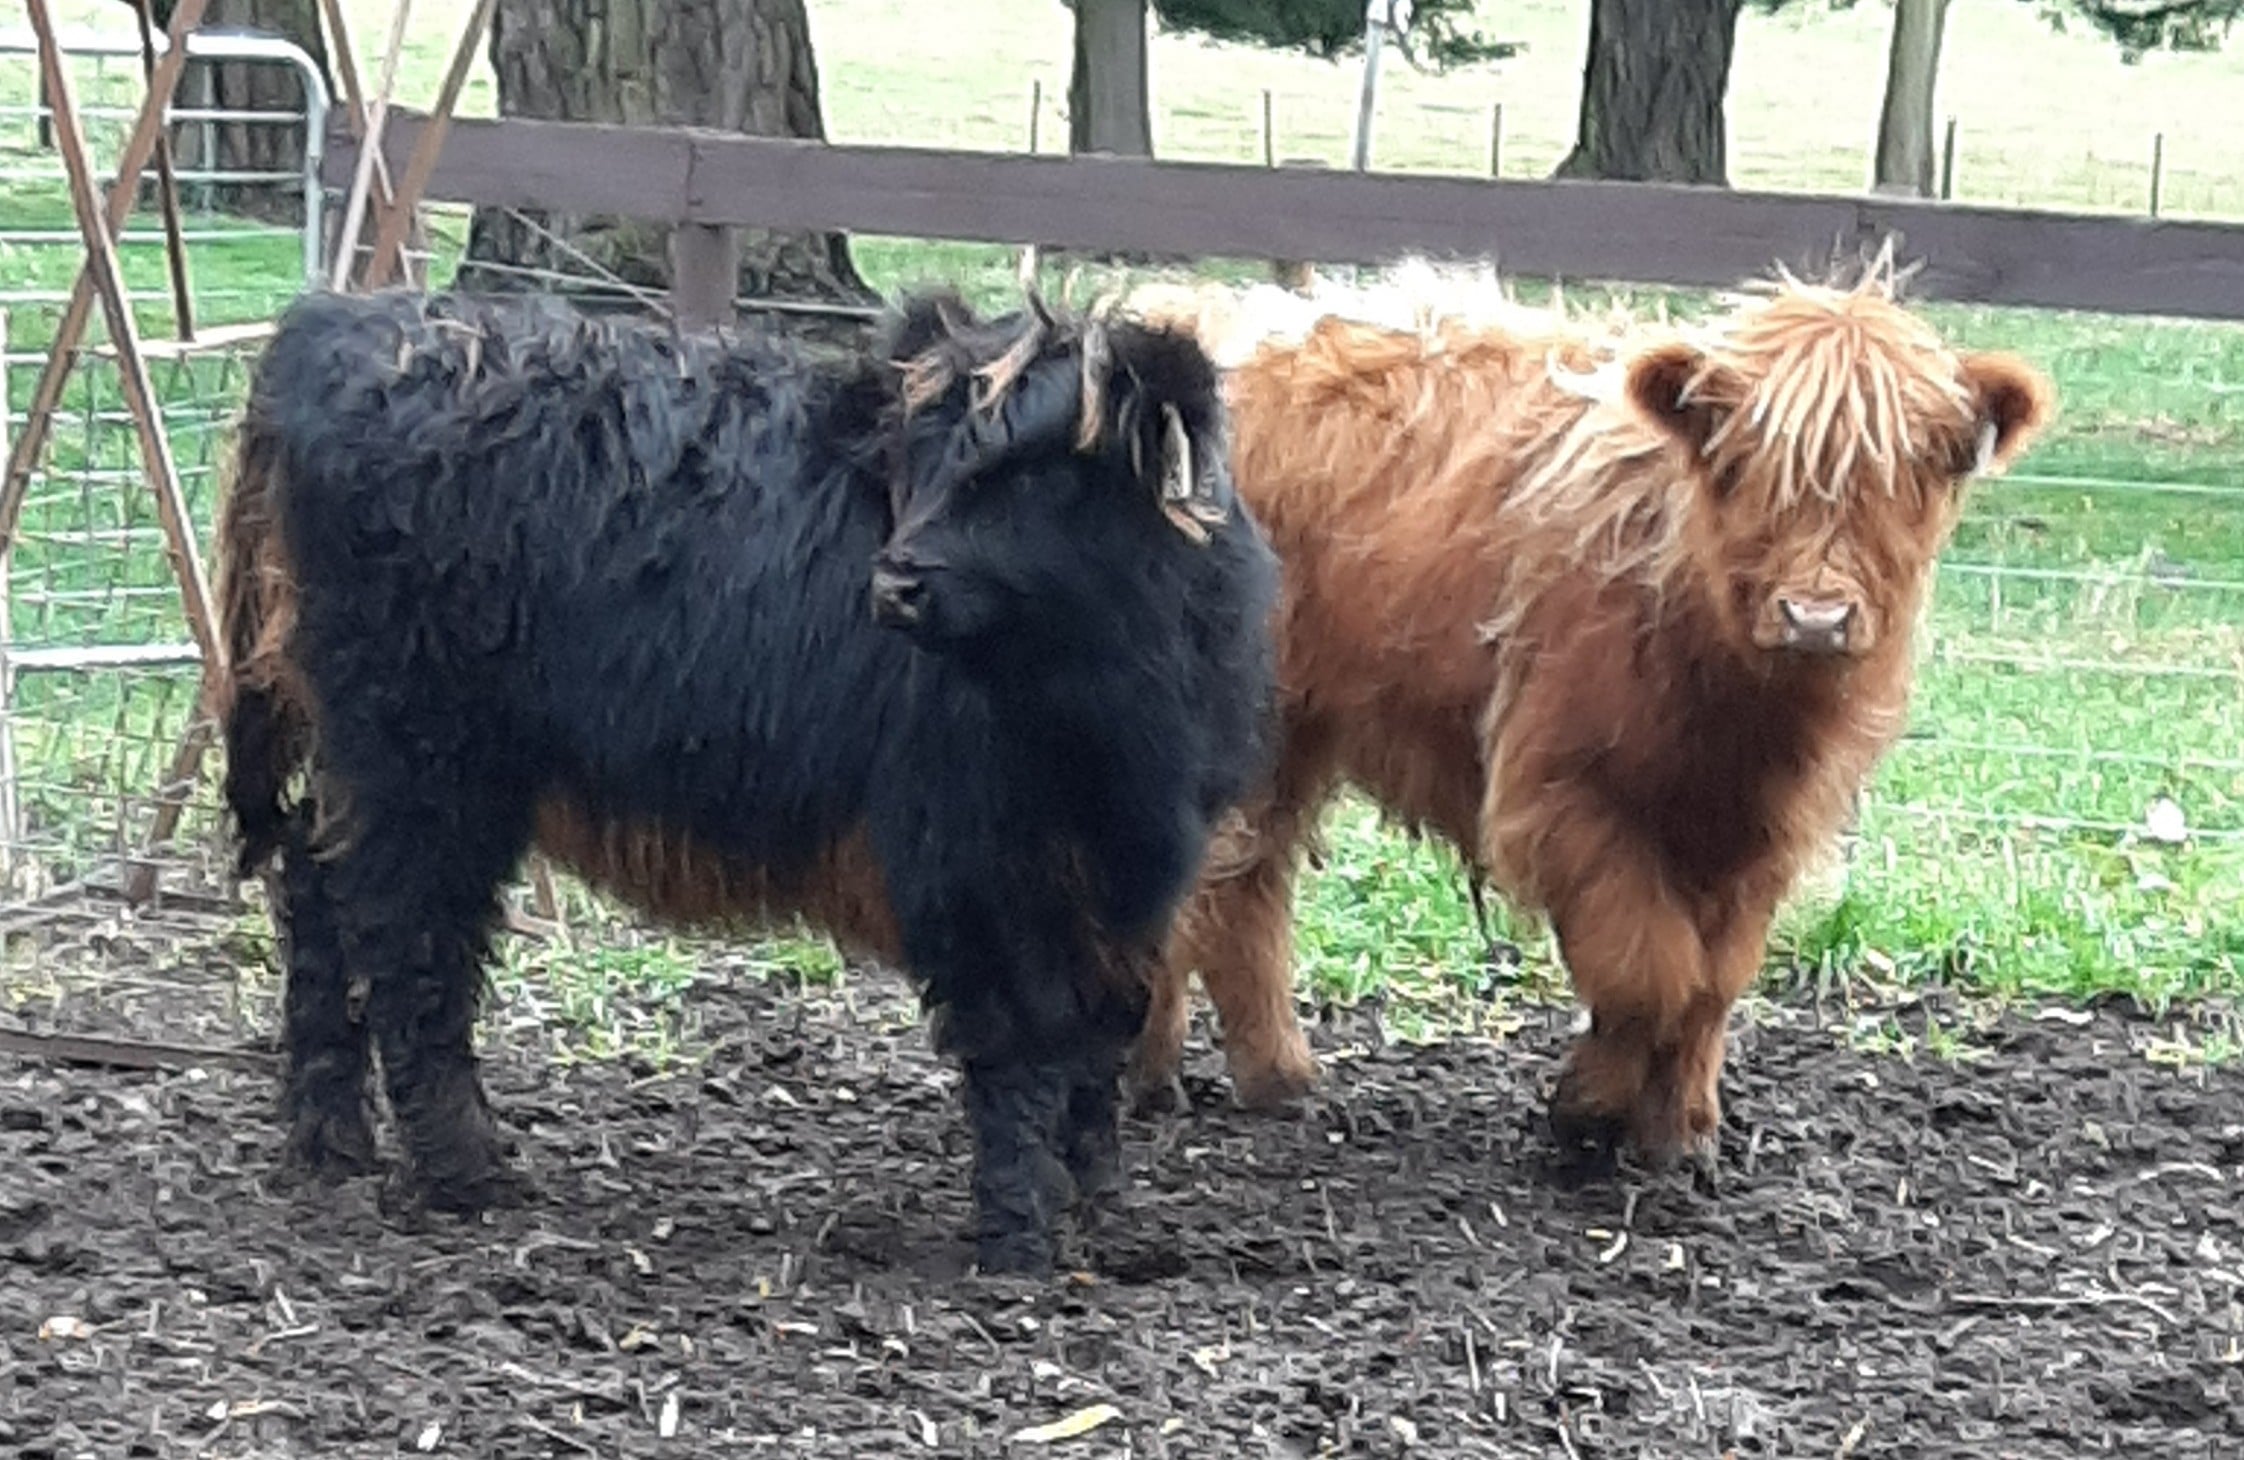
[870,288,1241,668]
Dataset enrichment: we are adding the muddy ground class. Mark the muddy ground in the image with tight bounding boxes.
[3,922,2242,1458]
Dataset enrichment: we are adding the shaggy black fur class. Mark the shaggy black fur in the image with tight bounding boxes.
[219,285,1279,1272]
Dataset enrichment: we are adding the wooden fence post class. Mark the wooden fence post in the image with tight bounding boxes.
[1489,102,1503,177]
[1271,157,1324,292]
[1940,116,1957,200]
[670,224,740,333]
[1261,89,1274,168]
[1351,5,1388,172]
[2150,132,2164,218]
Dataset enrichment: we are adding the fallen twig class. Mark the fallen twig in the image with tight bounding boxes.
[1949,1290,2181,1326]
[0,1025,277,1074]
[516,1416,598,1456]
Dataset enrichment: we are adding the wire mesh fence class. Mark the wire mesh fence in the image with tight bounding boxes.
[0,24,325,940]
[0,23,330,324]
[2,318,261,909]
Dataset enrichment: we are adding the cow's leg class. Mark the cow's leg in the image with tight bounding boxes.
[1668,896,1778,1152]
[1534,833,1705,1164]
[1059,1044,1127,1212]
[1191,850,1317,1109]
[1131,808,1318,1112]
[318,754,532,1214]
[271,799,376,1178]
[961,1051,1077,1273]
[1059,955,1155,1217]
[1130,948,1195,1112]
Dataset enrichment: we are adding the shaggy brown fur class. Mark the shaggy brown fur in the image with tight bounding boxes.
[1127,259,2055,1157]
[530,803,906,959]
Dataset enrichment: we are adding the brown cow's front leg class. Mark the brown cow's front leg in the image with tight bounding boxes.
[1195,848,1319,1109]
[1131,847,1318,1111]
[1665,896,1779,1154]
[1533,829,1706,1164]
[1128,947,1196,1112]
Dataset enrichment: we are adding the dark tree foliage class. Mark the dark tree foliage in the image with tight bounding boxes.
[1151,0,1522,68]
[2031,0,2242,58]
[1754,0,2240,60]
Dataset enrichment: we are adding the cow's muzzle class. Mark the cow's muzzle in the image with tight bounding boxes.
[870,559,928,629]
[1775,595,1856,656]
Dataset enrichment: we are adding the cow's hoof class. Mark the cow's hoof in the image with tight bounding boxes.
[1547,1068,1629,1177]
[974,1227,1056,1275]
[1126,1070,1193,1118]
[408,1127,532,1216]
[278,1107,379,1181]
[1063,1126,1126,1208]
[1230,1048,1319,1113]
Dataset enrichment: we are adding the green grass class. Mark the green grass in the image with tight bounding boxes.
[7,0,2244,1057]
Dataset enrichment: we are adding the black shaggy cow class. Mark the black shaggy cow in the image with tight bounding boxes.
[216,284,1280,1272]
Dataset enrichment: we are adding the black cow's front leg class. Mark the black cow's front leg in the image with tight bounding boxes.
[1058,1044,1127,1216]
[960,1055,1076,1273]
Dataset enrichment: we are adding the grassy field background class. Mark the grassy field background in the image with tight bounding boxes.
[5,0,2244,1062]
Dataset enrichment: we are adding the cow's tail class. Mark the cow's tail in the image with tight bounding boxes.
[214,411,311,880]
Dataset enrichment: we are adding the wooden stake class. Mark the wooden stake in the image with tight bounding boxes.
[131,0,196,341]
[128,710,217,903]
[364,0,498,290]
[0,0,211,557]
[1028,78,1042,154]
[330,0,414,291]
[2150,131,2165,218]
[318,0,400,211]
[1261,89,1274,168]
[317,0,426,285]
[1940,115,1957,200]
[316,0,374,123]
[1489,102,1503,177]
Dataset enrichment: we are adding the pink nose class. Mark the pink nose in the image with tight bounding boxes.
[1776,596,1854,654]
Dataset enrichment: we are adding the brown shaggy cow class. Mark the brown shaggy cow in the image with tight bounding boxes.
[1124,257,2056,1161]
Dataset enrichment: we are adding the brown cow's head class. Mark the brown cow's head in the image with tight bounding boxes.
[1624,274,2054,664]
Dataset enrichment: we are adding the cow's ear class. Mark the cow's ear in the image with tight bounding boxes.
[1955,349,2055,476]
[884,289,979,367]
[1624,340,1738,465]
[1101,321,1233,541]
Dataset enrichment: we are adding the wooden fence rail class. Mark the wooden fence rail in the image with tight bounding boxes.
[324,110,2244,325]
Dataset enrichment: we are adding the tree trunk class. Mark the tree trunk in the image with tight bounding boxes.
[1067,0,1153,157]
[177,0,334,222]
[457,0,873,319]
[1872,0,1951,196]
[1553,0,1742,185]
